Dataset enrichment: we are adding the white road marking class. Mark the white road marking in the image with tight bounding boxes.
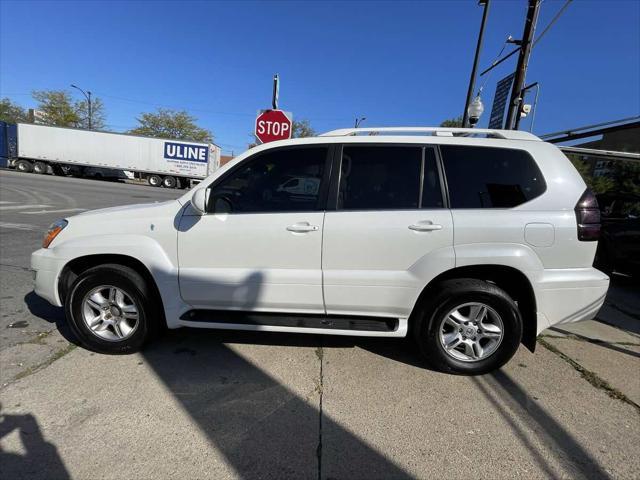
[22,208,87,215]
[0,222,40,231]
[0,201,17,205]
[0,204,50,210]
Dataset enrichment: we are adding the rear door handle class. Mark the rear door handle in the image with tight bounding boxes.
[408,222,443,232]
[287,222,319,233]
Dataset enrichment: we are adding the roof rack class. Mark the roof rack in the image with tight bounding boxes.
[319,127,541,141]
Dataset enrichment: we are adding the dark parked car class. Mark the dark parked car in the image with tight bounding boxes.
[596,193,640,276]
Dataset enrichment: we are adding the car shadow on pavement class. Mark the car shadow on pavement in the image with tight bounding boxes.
[141,329,414,479]
[23,292,77,344]
[473,371,612,480]
[0,403,70,480]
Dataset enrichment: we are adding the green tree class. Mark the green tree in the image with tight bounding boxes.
[440,116,463,128]
[292,119,315,138]
[75,97,106,130]
[0,98,29,123]
[567,155,615,194]
[32,90,106,129]
[128,109,213,143]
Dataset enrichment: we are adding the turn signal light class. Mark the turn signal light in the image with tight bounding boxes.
[43,219,68,248]
[574,190,600,241]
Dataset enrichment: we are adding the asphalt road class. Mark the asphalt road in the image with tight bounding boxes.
[0,169,639,480]
[0,170,181,355]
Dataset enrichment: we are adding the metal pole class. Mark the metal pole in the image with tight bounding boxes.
[462,0,490,128]
[529,83,540,132]
[87,91,92,130]
[70,84,92,129]
[272,74,279,110]
[505,0,541,130]
[515,81,538,130]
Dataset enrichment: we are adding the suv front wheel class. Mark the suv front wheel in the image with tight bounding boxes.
[65,264,160,354]
[414,279,523,375]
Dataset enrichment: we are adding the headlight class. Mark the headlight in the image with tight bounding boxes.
[43,219,68,248]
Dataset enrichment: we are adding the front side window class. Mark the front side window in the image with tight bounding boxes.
[209,146,328,213]
[441,145,546,208]
[339,146,440,210]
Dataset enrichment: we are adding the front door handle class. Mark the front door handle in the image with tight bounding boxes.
[408,221,443,232]
[287,222,319,233]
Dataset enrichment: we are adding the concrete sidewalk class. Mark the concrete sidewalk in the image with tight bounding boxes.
[1,320,639,479]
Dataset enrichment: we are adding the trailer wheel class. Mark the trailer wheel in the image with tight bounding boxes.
[148,175,162,187]
[51,165,65,176]
[33,161,48,174]
[162,176,177,189]
[16,160,33,173]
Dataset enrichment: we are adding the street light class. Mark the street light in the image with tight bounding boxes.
[462,0,490,128]
[355,117,366,128]
[70,84,92,129]
[467,95,485,126]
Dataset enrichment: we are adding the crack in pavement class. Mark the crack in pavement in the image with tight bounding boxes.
[538,338,640,414]
[316,343,324,480]
[3,343,76,388]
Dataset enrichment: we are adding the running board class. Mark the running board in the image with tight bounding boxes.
[180,310,398,332]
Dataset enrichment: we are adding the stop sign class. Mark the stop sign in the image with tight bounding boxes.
[255,110,292,144]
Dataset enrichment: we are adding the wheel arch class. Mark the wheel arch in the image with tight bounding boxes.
[58,253,166,327]
[410,264,538,352]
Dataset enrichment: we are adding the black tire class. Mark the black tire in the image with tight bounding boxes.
[65,264,161,354]
[148,174,162,187]
[15,159,33,173]
[51,164,65,176]
[413,279,523,375]
[162,175,177,188]
[33,161,48,174]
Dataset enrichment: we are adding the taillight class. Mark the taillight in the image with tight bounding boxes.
[575,189,600,241]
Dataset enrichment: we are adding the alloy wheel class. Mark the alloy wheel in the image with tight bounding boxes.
[438,302,504,362]
[81,285,140,342]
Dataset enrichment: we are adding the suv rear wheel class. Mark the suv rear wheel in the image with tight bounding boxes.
[413,279,522,375]
[65,264,160,354]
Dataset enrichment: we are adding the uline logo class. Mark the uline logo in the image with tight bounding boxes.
[164,142,208,163]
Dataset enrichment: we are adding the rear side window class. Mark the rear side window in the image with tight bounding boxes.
[338,146,443,210]
[441,145,546,208]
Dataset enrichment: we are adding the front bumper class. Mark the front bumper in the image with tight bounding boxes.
[31,248,68,307]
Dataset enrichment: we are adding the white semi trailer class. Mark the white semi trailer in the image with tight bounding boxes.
[2,122,220,188]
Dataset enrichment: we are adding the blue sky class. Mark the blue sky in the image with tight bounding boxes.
[1,0,639,154]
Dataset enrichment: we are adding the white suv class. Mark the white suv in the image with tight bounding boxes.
[31,127,610,374]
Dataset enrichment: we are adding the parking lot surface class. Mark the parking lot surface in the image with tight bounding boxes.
[1,170,639,479]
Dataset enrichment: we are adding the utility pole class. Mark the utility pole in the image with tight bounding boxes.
[462,0,490,128]
[505,0,541,130]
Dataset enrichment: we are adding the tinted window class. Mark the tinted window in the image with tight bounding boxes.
[441,145,546,208]
[339,146,438,210]
[209,147,327,213]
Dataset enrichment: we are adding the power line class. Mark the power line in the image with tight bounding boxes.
[479,0,572,79]
[533,0,573,47]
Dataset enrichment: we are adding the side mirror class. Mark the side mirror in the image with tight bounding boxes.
[191,188,208,215]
